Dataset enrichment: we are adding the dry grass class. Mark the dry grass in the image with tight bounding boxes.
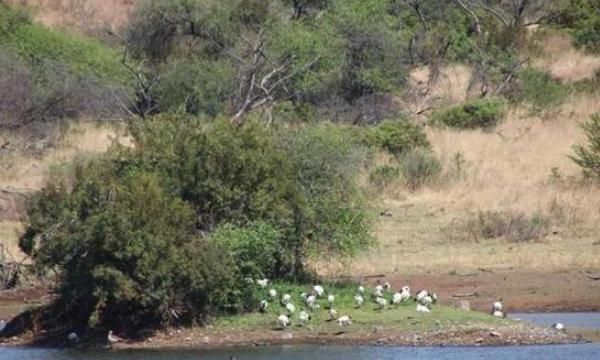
[0,121,130,190]
[529,31,600,83]
[0,221,26,262]
[6,0,137,32]
[0,121,129,260]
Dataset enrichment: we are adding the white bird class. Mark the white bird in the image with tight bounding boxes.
[492,301,503,312]
[300,292,308,300]
[400,286,411,302]
[354,294,364,307]
[374,285,384,298]
[298,310,310,325]
[492,310,505,318]
[392,292,403,305]
[268,288,277,299]
[278,314,290,328]
[552,322,565,331]
[67,332,79,342]
[244,277,254,284]
[259,299,269,313]
[358,285,365,294]
[328,308,338,320]
[416,290,429,303]
[257,278,269,288]
[375,296,387,309]
[327,294,335,307]
[282,293,292,305]
[431,292,438,304]
[416,304,431,313]
[286,302,296,314]
[306,295,317,308]
[107,330,123,344]
[492,301,504,317]
[313,285,325,297]
[383,281,391,291]
[337,315,352,326]
[420,295,433,308]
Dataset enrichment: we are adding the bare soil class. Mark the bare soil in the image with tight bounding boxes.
[380,269,600,313]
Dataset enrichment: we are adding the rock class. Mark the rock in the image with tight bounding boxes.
[373,325,384,333]
[490,331,501,337]
[184,337,192,342]
[201,336,210,344]
[475,337,484,343]
[281,332,293,340]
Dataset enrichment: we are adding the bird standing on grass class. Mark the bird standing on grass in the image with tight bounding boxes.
[492,300,505,318]
[354,294,364,308]
[375,296,387,310]
[416,303,431,313]
[278,314,290,328]
[337,315,352,326]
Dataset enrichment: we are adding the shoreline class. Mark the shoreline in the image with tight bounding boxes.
[0,322,587,350]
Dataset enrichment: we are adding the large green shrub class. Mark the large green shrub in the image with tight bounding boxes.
[431,98,506,129]
[515,68,568,110]
[21,116,373,329]
[571,113,600,179]
[20,161,236,329]
[211,222,285,280]
[550,0,600,54]
[368,120,430,156]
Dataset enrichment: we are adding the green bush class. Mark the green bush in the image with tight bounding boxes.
[153,59,234,116]
[571,113,600,179]
[369,165,401,188]
[431,98,506,129]
[515,68,568,110]
[211,222,284,280]
[21,116,373,329]
[367,120,430,156]
[398,147,442,190]
[20,162,236,329]
[550,0,600,54]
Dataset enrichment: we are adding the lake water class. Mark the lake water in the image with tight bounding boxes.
[510,312,600,330]
[1,344,600,360]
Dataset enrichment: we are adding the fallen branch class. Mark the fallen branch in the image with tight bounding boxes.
[581,271,600,280]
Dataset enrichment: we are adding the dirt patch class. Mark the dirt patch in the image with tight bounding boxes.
[380,269,600,313]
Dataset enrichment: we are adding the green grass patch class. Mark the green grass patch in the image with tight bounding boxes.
[214,282,510,333]
[0,4,130,86]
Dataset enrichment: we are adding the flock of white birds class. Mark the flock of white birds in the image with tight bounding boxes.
[253,279,440,329]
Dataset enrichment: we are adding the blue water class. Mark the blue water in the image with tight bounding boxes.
[1,344,600,360]
[510,312,600,330]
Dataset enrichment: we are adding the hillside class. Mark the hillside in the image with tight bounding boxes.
[0,0,599,344]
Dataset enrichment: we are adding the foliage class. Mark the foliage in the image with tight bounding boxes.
[431,98,506,129]
[571,113,600,179]
[153,58,234,116]
[0,4,129,85]
[20,160,236,329]
[466,210,551,243]
[21,115,373,329]
[369,165,401,188]
[398,147,441,190]
[211,222,285,280]
[514,68,568,110]
[367,120,430,156]
[549,0,600,53]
